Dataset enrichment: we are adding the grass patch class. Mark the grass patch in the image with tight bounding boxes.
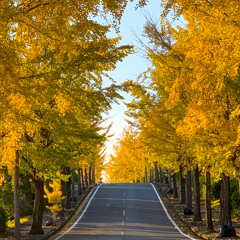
[211,199,220,210]
[7,216,29,228]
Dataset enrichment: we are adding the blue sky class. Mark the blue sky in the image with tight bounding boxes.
[102,0,162,158]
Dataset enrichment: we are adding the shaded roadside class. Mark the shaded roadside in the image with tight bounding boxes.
[154,183,240,240]
[2,182,240,240]
[0,185,95,240]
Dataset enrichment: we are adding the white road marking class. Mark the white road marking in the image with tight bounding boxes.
[54,184,102,240]
[121,184,126,237]
[150,183,196,240]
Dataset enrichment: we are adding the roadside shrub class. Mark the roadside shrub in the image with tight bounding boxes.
[199,174,206,198]
[211,178,240,217]
[230,179,240,214]
[0,206,7,232]
[211,181,221,199]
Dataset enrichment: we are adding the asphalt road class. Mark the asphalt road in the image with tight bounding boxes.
[54,183,194,240]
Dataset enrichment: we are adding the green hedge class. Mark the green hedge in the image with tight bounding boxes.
[0,206,7,232]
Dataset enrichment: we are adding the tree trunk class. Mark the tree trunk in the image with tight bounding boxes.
[159,167,163,183]
[154,162,159,182]
[80,168,85,191]
[71,170,75,201]
[180,165,186,204]
[66,176,71,209]
[193,165,202,221]
[59,180,65,217]
[205,168,213,230]
[89,166,92,185]
[239,178,240,199]
[145,167,148,183]
[149,169,151,183]
[220,173,231,226]
[168,170,172,187]
[165,170,169,185]
[152,168,154,183]
[92,165,95,184]
[78,169,82,196]
[14,150,20,239]
[185,170,192,209]
[29,179,44,234]
[85,168,88,187]
[173,172,179,198]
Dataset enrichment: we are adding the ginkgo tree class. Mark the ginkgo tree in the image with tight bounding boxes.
[0,0,143,235]
[44,179,64,226]
[106,127,158,183]
[125,71,203,216]
[156,0,240,227]
[125,0,240,228]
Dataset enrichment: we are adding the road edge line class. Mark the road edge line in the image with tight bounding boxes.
[150,183,196,240]
[54,184,102,240]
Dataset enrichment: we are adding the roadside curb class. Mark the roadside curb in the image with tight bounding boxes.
[153,183,205,240]
[52,184,102,240]
[30,185,96,240]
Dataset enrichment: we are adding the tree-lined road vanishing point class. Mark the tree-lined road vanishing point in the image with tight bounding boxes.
[53,183,194,240]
